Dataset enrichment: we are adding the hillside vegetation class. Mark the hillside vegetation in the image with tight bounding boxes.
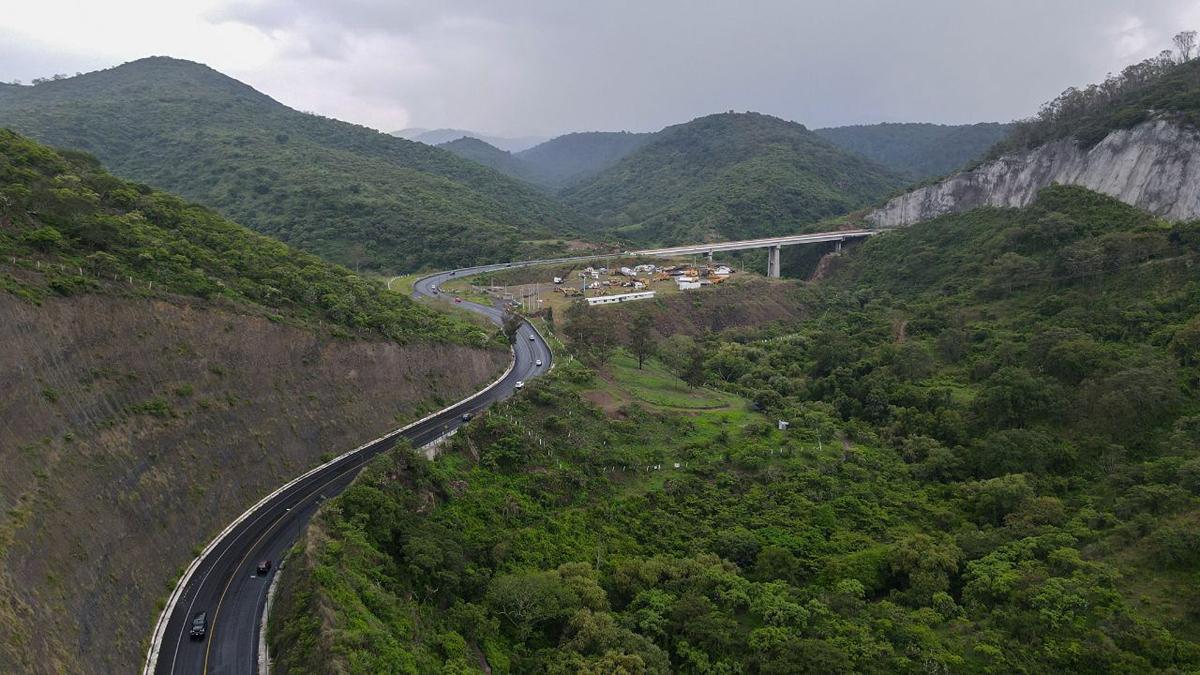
[516,131,656,189]
[562,113,906,244]
[0,57,585,272]
[0,130,508,672]
[814,122,1012,180]
[272,186,1200,672]
[439,137,551,187]
[990,50,1200,157]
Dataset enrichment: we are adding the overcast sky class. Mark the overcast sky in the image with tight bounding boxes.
[3,1,1199,137]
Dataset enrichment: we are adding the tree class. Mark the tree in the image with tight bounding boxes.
[628,313,657,369]
[485,570,577,642]
[1171,315,1200,365]
[1174,30,1197,62]
[973,367,1058,428]
[502,308,523,343]
[681,343,707,389]
[563,300,616,365]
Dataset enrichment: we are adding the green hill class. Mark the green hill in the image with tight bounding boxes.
[517,130,655,189]
[561,112,907,243]
[438,136,550,187]
[814,122,1012,180]
[0,57,586,272]
[0,128,493,345]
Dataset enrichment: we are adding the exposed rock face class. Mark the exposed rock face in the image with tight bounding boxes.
[867,120,1200,227]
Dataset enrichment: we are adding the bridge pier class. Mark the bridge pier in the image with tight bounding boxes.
[705,251,714,263]
[835,239,842,253]
[767,245,781,278]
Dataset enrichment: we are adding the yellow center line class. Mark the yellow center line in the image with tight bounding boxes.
[202,505,289,674]
[200,425,443,673]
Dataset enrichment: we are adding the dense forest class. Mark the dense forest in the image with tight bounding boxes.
[813,122,1013,181]
[271,184,1200,672]
[562,112,906,245]
[989,36,1200,157]
[0,128,494,347]
[0,57,586,272]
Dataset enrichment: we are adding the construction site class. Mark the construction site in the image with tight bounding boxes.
[436,258,749,315]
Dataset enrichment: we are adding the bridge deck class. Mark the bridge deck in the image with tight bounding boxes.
[631,229,875,257]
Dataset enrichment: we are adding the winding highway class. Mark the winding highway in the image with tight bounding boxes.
[147,263,552,675]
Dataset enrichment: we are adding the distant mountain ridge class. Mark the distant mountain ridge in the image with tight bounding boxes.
[562,112,907,244]
[437,136,552,187]
[393,127,548,152]
[0,57,585,272]
[814,122,1013,180]
[517,131,656,189]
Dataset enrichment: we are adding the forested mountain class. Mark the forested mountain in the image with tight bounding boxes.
[0,57,585,272]
[395,127,548,153]
[272,185,1200,672]
[561,112,906,243]
[0,130,507,672]
[516,131,656,189]
[814,122,1013,180]
[438,136,551,187]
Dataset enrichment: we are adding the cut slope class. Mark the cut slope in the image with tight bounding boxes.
[562,112,906,244]
[814,122,1013,180]
[0,130,508,673]
[0,57,585,272]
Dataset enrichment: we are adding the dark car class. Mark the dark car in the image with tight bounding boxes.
[461,412,473,422]
[189,612,207,640]
[256,560,272,575]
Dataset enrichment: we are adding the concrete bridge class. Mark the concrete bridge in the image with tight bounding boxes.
[631,229,876,277]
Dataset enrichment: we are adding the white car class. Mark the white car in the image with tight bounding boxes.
[535,359,543,367]
[528,334,535,341]
[514,381,525,389]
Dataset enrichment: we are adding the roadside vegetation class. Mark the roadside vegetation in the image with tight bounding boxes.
[272,184,1200,673]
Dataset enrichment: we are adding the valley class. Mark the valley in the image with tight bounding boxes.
[4,13,1200,675]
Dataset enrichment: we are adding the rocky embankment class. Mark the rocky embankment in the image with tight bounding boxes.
[867,119,1200,227]
[0,293,507,674]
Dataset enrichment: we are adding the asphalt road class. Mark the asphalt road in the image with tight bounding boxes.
[151,264,551,675]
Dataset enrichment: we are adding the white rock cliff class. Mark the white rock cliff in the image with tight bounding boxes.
[867,120,1200,227]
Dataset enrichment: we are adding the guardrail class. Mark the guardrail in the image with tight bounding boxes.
[142,344,518,674]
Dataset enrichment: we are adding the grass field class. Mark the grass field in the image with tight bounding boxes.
[590,350,743,412]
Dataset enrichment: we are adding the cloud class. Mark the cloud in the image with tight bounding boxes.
[4,0,1200,135]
